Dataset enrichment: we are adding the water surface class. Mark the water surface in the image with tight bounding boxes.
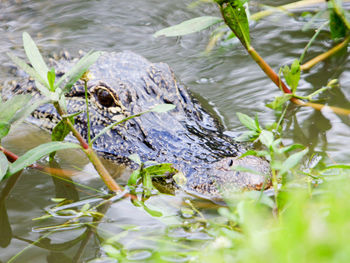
[0,0,349,262]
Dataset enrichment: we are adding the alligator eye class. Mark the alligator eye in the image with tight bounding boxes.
[96,88,115,107]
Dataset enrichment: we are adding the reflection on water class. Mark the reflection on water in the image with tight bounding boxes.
[0,0,349,261]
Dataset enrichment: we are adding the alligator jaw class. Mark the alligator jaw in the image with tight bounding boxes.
[185,155,271,200]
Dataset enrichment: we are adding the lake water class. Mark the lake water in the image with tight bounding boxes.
[0,0,349,262]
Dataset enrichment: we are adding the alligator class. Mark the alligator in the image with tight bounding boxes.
[3,51,271,199]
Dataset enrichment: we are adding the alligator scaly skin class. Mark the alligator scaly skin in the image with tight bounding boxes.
[3,51,271,199]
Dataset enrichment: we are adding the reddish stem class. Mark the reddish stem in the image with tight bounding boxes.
[0,146,76,177]
[247,47,350,115]
[0,146,137,200]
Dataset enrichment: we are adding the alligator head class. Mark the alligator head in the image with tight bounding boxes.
[5,51,271,199]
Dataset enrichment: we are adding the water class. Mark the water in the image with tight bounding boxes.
[0,0,349,261]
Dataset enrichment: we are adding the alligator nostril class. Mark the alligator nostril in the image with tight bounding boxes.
[228,159,233,167]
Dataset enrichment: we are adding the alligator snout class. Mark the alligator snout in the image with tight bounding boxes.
[187,155,272,199]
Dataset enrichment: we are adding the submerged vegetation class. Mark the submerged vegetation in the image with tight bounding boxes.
[1,0,350,262]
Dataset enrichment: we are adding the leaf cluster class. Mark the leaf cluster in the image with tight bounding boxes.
[128,154,178,196]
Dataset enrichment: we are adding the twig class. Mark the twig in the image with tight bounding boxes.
[251,0,329,21]
[247,46,350,115]
[251,0,350,21]
[301,35,350,71]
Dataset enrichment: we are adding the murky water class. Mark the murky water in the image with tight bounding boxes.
[0,0,349,262]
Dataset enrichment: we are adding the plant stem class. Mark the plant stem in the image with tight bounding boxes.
[53,102,123,192]
[84,80,91,146]
[251,0,333,21]
[54,102,89,150]
[294,85,331,100]
[247,46,292,94]
[301,35,350,71]
[83,147,122,192]
[299,21,329,64]
[0,146,76,177]
[246,46,350,115]
[217,0,350,115]
[271,168,279,212]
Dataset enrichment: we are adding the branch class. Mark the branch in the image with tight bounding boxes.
[301,35,350,71]
[247,46,350,115]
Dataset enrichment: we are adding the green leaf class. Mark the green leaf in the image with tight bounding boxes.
[0,122,10,140]
[154,16,223,37]
[270,159,283,171]
[0,94,32,123]
[254,114,260,131]
[150,104,176,113]
[128,154,141,165]
[51,118,74,142]
[0,151,9,181]
[35,80,52,98]
[58,93,68,112]
[7,142,81,177]
[128,170,141,186]
[243,191,275,208]
[291,59,300,74]
[218,207,239,222]
[51,198,66,203]
[282,60,300,93]
[235,130,259,142]
[7,53,49,91]
[216,0,251,48]
[47,67,56,91]
[92,104,174,145]
[259,130,274,148]
[80,203,91,212]
[10,98,50,125]
[271,138,282,152]
[144,163,177,177]
[266,94,292,110]
[278,144,304,154]
[239,150,269,158]
[22,32,49,86]
[56,51,101,92]
[236,112,258,131]
[61,111,83,120]
[321,164,350,172]
[103,244,122,259]
[91,112,144,144]
[330,9,347,40]
[143,172,153,191]
[232,165,262,175]
[50,117,75,160]
[143,205,162,217]
[280,148,309,175]
[134,200,162,217]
